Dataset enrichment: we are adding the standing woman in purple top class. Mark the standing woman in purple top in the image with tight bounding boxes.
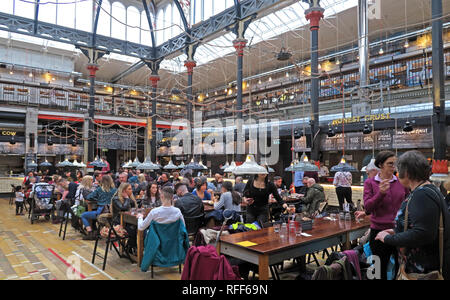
[357,151,409,279]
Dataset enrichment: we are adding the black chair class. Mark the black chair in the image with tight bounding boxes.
[184,214,205,241]
[91,216,133,271]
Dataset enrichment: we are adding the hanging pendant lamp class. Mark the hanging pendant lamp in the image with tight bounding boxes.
[59,158,74,168]
[177,161,185,169]
[224,161,237,173]
[137,157,160,170]
[331,156,358,172]
[293,153,319,172]
[28,160,38,168]
[164,160,178,170]
[233,155,268,175]
[221,161,230,170]
[39,159,52,167]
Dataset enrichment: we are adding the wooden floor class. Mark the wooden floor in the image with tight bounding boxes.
[0,198,181,280]
[0,197,328,280]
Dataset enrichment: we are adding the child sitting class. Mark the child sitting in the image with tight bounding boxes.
[15,186,24,215]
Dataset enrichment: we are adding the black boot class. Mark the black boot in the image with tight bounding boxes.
[82,231,96,240]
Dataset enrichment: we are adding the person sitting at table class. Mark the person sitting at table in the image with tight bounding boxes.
[206,181,242,228]
[318,162,329,182]
[141,182,161,208]
[174,183,204,219]
[137,187,185,231]
[211,173,224,192]
[192,178,212,201]
[269,176,286,221]
[115,172,128,188]
[243,168,288,225]
[234,176,246,195]
[133,174,148,196]
[172,172,181,185]
[81,175,117,240]
[299,178,326,218]
[158,172,174,189]
[112,183,137,225]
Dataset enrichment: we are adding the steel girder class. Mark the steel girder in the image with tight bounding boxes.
[0,12,153,59]
[0,0,290,60]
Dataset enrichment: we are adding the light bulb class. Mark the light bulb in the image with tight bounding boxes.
[268,77,272,82]
[258,79,262,85]
[29,72,33,77]
[340,157,346,164]
[379,48,384,55]
[404,40,409,48]
[336,58,340,65]
[285,72,289,78]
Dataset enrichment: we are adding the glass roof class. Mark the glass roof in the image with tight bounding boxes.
[161,0,358,70]
[0,0,358,70]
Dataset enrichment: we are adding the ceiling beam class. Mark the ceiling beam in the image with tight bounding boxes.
[33,0,40,34]
[142,0,157,51]
[92,0,103,47]
[110,60,146,83]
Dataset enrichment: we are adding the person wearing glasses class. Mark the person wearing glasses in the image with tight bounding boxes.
[356,151,409,280]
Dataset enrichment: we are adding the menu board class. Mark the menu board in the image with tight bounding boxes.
[320,126,433,151]
[294,136,311,152]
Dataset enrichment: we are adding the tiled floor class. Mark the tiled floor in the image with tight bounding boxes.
[0,198,181,280]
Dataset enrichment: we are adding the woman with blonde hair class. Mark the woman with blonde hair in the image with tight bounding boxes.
[112,183,137,224]
[74,176,95,206]
[81,175,117,240]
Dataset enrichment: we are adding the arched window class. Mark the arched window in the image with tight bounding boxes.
[15,0,35,19]
[194,0,202,25]
[38,2,57,24]
[225,0,235,9]
[172,4,183,38]
[76,0,93,32]
[203,0,213,20]
[156,8,164,45]
[214,0,226,15]
[111,2,126,41]
[163,4,172,40]
[0,0,13,14]
[140,10,152,46]
[127,6,141,43]
[97,0,111,37]
[57,1,76,28]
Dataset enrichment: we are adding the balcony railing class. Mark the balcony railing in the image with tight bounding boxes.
[0,83,187,120]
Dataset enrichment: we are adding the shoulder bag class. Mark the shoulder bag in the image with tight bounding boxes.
[396,186,444,280]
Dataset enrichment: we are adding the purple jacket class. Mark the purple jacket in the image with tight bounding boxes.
[363,175,409,231]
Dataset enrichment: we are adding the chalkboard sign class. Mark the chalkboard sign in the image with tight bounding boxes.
[321,126,432,151]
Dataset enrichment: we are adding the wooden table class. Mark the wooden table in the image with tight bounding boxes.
[120,208,152,267]
[120,203,213,267]
[218,216,371,280]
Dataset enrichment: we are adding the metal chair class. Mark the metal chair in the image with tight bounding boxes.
[184,214,205,243]
[92,216,133,271]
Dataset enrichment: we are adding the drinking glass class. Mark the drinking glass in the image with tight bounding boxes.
[296,223,303,236]
[345,212,352,222]
[273,223,281,233]
[280,223,287,238]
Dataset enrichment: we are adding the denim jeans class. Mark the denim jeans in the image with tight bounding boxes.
[81,205,104,228]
